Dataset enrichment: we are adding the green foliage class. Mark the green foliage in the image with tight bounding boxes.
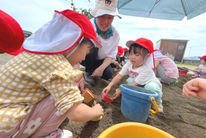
[70,0,92,19]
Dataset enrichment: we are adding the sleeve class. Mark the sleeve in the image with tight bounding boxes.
[119,62,129,76]
[134,66,154,85]
[41,66,84,115]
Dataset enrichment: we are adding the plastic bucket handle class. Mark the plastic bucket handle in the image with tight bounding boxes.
[149,97,158,114]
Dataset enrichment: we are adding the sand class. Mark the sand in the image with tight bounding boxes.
[61,76,206,138]
[1,54,206,138]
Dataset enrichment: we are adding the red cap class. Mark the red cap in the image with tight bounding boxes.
[0,10,24,55]
[123,48,128,51]
[118,46,123,55]
[126,38,154,53]
[200,55,206,60]
[56,10,102,48]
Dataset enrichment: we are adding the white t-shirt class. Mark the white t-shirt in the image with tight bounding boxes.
[119,61,159,85]
[90,18,120,60]
[199,64,206,71]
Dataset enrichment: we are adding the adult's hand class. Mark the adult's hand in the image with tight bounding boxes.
[92,67,104,78]
[182,78,206,100]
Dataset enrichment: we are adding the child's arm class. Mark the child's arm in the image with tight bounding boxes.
[129,82,138,86]
[67,103,103,122]
[154,60,160,69]
[182,78,206,100]
[102,74,123,95]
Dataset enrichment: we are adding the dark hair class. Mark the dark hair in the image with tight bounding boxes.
[129,43,149,58]
[80,37,94,47]
[201,58,206,62]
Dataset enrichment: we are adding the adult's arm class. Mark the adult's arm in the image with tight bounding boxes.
[92,57,113,77]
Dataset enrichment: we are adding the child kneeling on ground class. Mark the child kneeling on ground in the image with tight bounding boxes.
[102,38,163,112]
[0,10,103,138]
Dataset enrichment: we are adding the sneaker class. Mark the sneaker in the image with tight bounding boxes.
[158,104,164,113]
[84,72,96,86]
[41,128,73,138]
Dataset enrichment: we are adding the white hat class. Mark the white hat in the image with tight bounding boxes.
[23,10,102,55]
[90,0,121,18]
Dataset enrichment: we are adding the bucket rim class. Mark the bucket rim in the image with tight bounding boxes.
[98,122,174,138]
[120,84,158,98]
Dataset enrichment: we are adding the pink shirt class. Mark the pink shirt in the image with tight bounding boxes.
[157,57,179,79]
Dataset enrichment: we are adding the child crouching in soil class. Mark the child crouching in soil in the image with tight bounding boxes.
[102,38,163,112]
[193,55,206,78]
[0,10,103,138]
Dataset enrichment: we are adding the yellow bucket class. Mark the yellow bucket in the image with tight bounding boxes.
[98,122,174,138]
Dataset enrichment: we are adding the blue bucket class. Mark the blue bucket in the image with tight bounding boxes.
[120,84,159,123]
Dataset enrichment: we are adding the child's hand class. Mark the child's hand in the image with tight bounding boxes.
[78,77,85,93]
[102,85,111,95]
[112,90,121,100]
[92,103,104,117]
[183,78,206,100]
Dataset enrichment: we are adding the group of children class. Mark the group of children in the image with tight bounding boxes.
[0,2,206,138]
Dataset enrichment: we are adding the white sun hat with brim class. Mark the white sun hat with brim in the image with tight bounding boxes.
[90,0,121,18]
[23,9,102,55]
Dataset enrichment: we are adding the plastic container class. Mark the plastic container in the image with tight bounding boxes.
[82,88,95,105]
[178,69,188,76]
[102,93,113,103]
[120,84,158,123]
[98,122,174,138]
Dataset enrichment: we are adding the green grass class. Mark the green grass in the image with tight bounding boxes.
[176,63,197,70]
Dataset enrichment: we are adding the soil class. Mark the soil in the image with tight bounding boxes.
[1,54,206,138]
[61,75,206,138]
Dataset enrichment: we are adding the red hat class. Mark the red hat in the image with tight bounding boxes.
[123,48,128,51]
[118,46,123,56]
[200,55,206,60]
[126,38,154,53]
[23,9,102,54]
[0,10,24,55]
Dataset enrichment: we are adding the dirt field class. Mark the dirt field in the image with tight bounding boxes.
[1,54,206,138]
[60,76,206,138]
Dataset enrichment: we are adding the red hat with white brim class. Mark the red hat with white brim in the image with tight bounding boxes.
[126,37,155,69]
[23,9,102,54]
[126,38,154,54]
[0,10,24,55]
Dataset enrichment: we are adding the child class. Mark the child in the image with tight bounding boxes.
[111,46,124,71]
[183,78,206,100]
[123,47,129,65]
[102,38,163,112]
[193,55,206,78]
[0,10,103,137]
[154,50,179,84]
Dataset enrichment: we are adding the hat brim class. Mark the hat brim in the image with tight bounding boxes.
[7,46,23,56]
[126,40,137,48]
[90,9,121,19]
[90,39,102,48]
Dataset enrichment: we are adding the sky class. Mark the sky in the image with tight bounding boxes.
[1,0,206,57]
